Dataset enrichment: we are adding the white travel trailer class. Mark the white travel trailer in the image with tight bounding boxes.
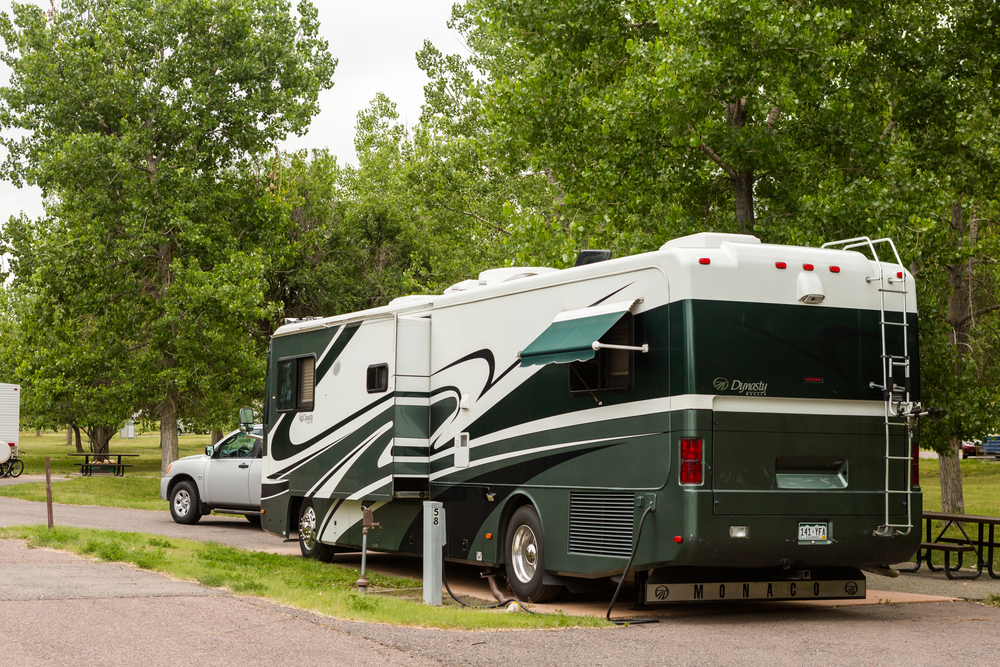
[0,383,21,464]
[259,233,923,604]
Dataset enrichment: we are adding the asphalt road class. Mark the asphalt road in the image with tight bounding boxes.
[3,491,1000,666]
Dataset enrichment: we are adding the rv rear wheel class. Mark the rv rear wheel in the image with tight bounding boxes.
[504,505,561,603]
[298,499,337,562]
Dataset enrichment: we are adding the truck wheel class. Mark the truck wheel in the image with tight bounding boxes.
[504,505,560,603]
[169,481,202,525]
[299,499,336,562]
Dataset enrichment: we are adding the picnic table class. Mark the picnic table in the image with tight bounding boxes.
[898,510,1000,580]
[68,452,139,477]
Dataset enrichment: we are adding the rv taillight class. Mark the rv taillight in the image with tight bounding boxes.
[829,266,840,273]
[803,263,814,271]
[897,271,904,279]
[911,441,919,488]
[680,438,703,485]
[699,257,711,265]
[775,262,787,269]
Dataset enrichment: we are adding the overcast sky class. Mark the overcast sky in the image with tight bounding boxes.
[0,0,465,228]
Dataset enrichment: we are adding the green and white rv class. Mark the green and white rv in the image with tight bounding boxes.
[260,233,922,604]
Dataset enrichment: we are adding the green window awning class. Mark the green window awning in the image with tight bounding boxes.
[518,300,637,367]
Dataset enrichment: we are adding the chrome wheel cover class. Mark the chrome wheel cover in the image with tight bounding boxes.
[510,524,539,584]
[172,489,191,517]
[300,506,318,550]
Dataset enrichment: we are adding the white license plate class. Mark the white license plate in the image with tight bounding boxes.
[798,522,828,541]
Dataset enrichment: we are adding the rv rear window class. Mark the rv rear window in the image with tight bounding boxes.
[276,355,316,413]
[570,314,634,395]
[367,364,388,393]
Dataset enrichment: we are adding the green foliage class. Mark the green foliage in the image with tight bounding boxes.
[0,0,335,458]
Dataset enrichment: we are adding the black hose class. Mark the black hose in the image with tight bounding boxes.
[606,503,659,625]
[441,546,539,613]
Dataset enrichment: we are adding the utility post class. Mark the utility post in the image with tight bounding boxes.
[355,505,380,594]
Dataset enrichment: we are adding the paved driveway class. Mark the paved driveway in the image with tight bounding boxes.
[3,492,1000,666]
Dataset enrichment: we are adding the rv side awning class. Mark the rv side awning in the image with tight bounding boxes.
[518,299,639,367]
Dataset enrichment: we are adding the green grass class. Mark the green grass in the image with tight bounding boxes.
[10,428,212,477]
[0,525,609,629]
[0,475,166,510]
[918,457,1000,516]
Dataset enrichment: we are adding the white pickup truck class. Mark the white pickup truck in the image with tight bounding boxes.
[160,426,263,525]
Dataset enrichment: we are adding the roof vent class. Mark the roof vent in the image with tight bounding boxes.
[660,232,761,250]
[574,249,612,266]
[443,267,557,294]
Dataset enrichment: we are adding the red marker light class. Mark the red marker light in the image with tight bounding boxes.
[699,257,711,265]
[802,263,814,271]
[674,536,683,543]
[805,377,823,383]
[775,261,787,269]
[897,271,904,279]
[829,266,840,273]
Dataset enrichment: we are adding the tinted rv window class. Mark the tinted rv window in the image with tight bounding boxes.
[367,364,388,393]
[276,359,296,411]
[276,356,316,412]
[570,314,634,395]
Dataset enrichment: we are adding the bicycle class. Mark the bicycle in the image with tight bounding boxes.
[0,453,24,478]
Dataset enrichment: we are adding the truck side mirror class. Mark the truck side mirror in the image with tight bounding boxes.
[239,408,254,432]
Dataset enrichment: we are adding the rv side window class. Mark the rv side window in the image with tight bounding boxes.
[569,314,634,395]
[367,364,388,393]
[276,355,316,412]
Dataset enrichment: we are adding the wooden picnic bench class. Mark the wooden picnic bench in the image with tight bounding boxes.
[68,453,139,477]
[898,511,1000,580]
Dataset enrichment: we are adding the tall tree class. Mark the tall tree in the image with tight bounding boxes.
[0,0,335,471]
[448,0,890,248]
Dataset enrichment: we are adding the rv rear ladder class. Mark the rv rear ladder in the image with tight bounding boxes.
[822,237,918,538]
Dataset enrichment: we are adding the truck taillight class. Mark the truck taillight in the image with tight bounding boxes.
[911,441,919,488]
[680,438,703,485]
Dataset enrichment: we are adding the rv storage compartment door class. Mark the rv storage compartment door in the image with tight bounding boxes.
[394,316,431,484]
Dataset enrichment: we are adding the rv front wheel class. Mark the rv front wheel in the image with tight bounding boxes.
[504,506,561,603]
[298,499,336,562]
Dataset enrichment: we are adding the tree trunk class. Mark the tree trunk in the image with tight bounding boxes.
[725,98,755,233]
[939,201,974,513]
[35,429,41,436]
[732,171,755,233]
[210,429,223,446]
[66,425,72,446]
[73,425,84,453]
[84,425,116,456]
[939,438,965,513]
[160,395,179,475]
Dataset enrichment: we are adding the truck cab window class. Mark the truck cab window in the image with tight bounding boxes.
[218,433,254,458]
[570,314,634,395]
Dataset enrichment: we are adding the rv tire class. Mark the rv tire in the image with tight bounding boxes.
[169,481,202,525]
[246,513,262,526]
[504,505,561,603]
[299,499,337,562]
